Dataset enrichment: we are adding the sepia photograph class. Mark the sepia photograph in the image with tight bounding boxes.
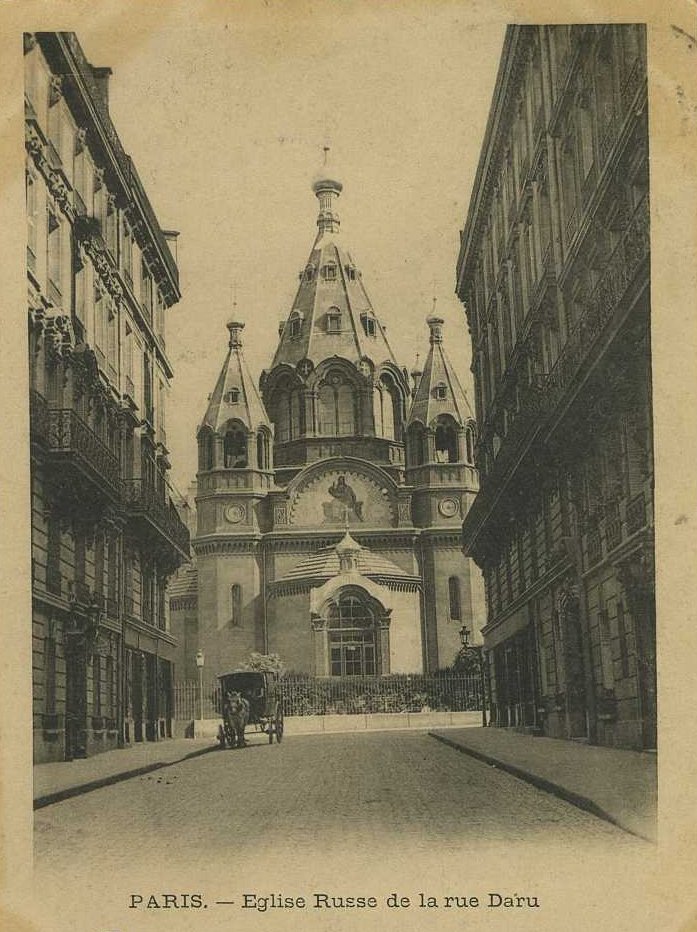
[1,2,696,931]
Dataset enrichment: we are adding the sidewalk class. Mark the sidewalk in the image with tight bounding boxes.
[430,728,657,843]
[34,738,216,809]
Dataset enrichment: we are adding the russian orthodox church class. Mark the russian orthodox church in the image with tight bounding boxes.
[170,164,485,680]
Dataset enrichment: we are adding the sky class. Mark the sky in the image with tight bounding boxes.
[79,1,506,496]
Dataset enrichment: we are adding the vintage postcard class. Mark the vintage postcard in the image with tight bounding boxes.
[1,1,696,930]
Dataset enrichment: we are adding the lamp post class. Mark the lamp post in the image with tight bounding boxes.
[459,625,487,728]
[195,648,205,723]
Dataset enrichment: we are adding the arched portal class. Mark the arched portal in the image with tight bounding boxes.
[311,587,391,676]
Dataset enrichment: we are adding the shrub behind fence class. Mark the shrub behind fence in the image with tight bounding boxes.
[174,673,481,719]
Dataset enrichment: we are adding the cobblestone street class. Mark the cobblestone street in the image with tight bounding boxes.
[35,730,645,877]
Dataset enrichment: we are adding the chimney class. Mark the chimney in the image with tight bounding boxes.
[163,230,180,264]
[91,66,113,108]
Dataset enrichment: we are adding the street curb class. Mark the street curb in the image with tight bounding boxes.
[428,731,654,844]
[33,744,219,810]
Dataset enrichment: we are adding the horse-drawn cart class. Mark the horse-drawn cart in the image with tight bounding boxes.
[217,670,284,748]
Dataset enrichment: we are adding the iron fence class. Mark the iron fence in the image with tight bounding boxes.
[173,673,482,721]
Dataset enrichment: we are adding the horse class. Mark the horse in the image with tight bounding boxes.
[222,690,250,748]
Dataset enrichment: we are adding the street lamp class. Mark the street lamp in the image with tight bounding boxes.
[195,648,205,722]
[459,626,487,728]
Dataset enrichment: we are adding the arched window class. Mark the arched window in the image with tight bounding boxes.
[328,596,376,676]
[223,425,247,468]
[465,425,475,464]
[199,429,215,471]
[230,584,242,627]
[326,307,341,333]
[435,416,458,463]
[318,373,357,437]
[375,374,401,441]
[256,428,271,470]
[449,577,462,621]
[272,381,304,442]
[407,422,426,467]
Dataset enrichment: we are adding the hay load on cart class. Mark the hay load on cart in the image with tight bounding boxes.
[217,670,284,748]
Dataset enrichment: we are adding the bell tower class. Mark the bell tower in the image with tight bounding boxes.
[193,318,275,671]
[406,314,485,669]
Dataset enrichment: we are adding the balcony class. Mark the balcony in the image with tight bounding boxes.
[48,409,121,500]
[626,492,647,535]
[124,478,190,561]
[549,195,649,408]
[30,396,122,501]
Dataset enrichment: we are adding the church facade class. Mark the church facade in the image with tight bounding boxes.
[170,167,484,680]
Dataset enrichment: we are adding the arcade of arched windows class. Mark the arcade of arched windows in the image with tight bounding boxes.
[197,423,273,472]
[406,416,475,467]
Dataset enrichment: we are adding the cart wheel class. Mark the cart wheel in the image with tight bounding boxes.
[275,708,284,744]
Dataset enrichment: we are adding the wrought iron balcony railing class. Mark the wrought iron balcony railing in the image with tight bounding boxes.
[626,491,647,535]
[123,478,190,556]
[46,408,122,499]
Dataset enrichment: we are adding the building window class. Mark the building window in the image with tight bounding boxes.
[225,388,240,404]
[105,655,115,718]
[318,374,357,436]
[617,602,631,679]
[200,429,214,470]
[223,426,247,468]
[105,197,117,256]
[598,608,614,690]
[435,382,447,400]
[256,429,270,470]
[407,422,426,466]
[74,523,86,595]
[93,531,104,600]
[272,381,304,442]
[107,534,118,614]
[465,425,475,464]
[46,514,62,595]
[45,632,57,715]
[289,312,302,338]
[322,263,337,281]
[345,265,357,280]
[107,302,117,376]
[360,313,376,337]
[47,209,62,296]
[26,172,38,271]
[328,596,377,677]
[326,308,341,332]
[230,584,242,627]
[435,416,458,463]
[304,265,315,281]
[448,577,462,621]
[140,258,153,319]
[122,218,133,283]
[93,657,102,717]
